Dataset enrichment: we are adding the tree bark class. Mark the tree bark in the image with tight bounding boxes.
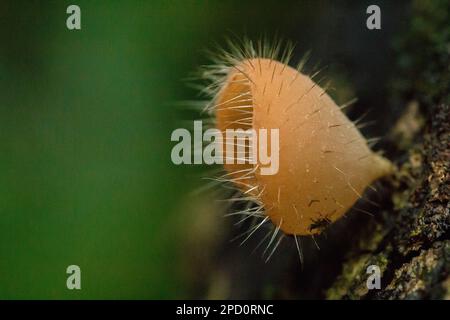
[327,0,450,299]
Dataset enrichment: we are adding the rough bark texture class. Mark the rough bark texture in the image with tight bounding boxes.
[326,0,450,299]
[327,102,449,299]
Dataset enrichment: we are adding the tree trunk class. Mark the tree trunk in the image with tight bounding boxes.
[327,0,449,299]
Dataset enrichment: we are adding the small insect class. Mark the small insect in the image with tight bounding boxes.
[309,216,332,234]
[187,37,394,262]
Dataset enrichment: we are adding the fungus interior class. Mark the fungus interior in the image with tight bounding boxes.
[215,58,393,236]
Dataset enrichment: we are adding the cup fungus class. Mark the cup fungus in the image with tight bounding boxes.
[197,40,394,259]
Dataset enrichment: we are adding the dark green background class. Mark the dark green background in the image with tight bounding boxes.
[0,0,408,298]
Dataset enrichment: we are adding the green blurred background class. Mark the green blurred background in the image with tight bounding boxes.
[0,0,409,299]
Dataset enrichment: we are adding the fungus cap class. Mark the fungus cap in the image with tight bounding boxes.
[215,58,393,235]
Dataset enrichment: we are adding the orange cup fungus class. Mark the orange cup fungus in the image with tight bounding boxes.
[213,57,393,236]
